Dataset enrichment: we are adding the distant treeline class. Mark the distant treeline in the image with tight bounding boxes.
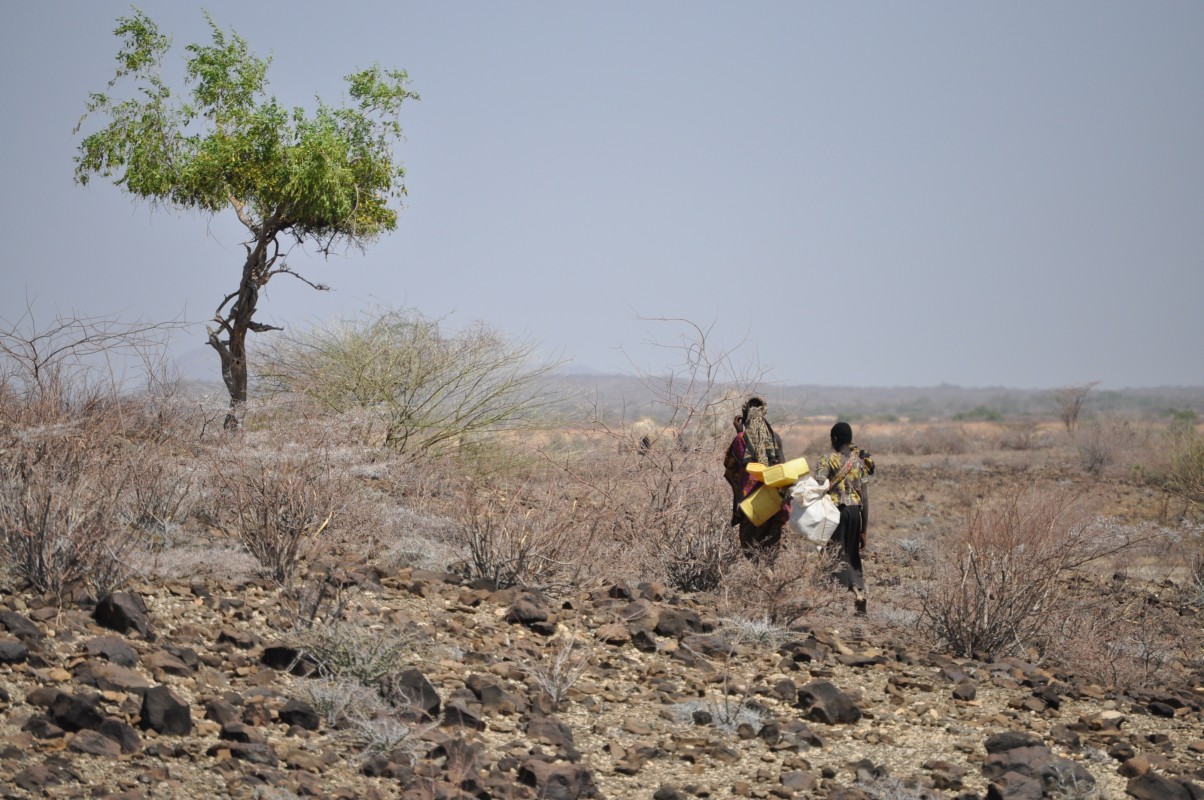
[547,374,1204,425]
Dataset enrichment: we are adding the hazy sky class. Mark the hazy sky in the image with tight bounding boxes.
[3,2,1202,389]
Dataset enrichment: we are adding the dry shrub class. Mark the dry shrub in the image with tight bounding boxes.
[204,420,362,584]
[917,488,1143,659]
[998,420,1049,452]
[1143,422,1204,516]
[522,630,593,712]
[861,424,969,457]
[0,412,135,598]
[0,377,201,599]
[1051,578,1194,690]
[719,542,845,626]
[565,443,741,592]
[297,618,424,685]
[1074,414,1147,475]
[451,480,602,594]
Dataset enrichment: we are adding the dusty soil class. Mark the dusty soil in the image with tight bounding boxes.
[1,420,1202,800]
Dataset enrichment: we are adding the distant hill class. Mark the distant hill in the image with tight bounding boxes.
[541,373,1204,424]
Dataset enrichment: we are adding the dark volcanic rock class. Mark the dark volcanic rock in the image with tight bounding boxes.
[84,636,139,667]
[93,593,153,639]
[1125,773,1203,800]
[68,729,122,758]
[49,692,106,732]
[518,758,597,799]
[798,680,862,725]
[379,668,441,722]
[0,636,29,665]
[141,685,192,735]
[279,698,320,731]
[0,610,43,643]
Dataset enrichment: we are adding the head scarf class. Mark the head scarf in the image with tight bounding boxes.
[744,403,779,465]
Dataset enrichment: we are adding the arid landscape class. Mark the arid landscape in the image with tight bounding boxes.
[2,353,1203,800]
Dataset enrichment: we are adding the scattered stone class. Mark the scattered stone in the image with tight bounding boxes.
[278,698,320,731]
[0,636,29,665]
[0,610,43,643]
[141,685,192,735]
[517,758,598,799]
[67,729,122,758]
[379,668,441,721]
[83,636,138,667]
[1126,773,1203,800]
[952,682,977,701]
[49,692,106,732]
[93,593,153,640]
[798,680,862,725]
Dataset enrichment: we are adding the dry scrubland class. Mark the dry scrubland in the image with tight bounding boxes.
[1,360,1203,800]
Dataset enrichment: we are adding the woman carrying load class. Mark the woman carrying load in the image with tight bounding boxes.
[724,397,789,560]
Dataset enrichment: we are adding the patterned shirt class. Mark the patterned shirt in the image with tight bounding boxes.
[816,446,874,507]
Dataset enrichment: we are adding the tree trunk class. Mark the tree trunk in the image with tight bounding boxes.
[208,241,268,429]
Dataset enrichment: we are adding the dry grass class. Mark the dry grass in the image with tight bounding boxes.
[2,319,1201,698]
[916,489,1149,659]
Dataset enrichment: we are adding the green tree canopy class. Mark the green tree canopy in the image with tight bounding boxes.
[74,10,418,421]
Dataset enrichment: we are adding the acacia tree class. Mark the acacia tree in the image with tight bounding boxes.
[74,11,418,425]
[256,308,560,455]
[1053,381,1099,434]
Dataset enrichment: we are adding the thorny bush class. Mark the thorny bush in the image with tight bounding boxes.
[205,427,358,585]
[918,488,1144,659]
[720,542,845,626]
[452,480,602,594]
[0,377,199,600]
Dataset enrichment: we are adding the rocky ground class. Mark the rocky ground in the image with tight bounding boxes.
[2,551,1203,800]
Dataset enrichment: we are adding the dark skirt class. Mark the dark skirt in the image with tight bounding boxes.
[827,504,864,592]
